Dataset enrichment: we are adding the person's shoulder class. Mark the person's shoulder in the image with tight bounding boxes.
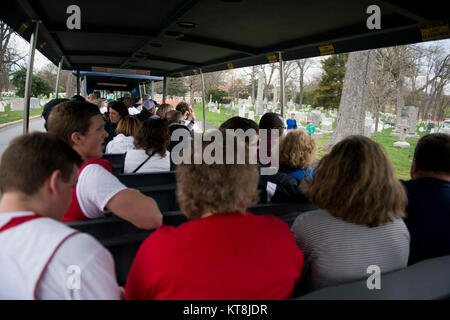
[85,158,113,172]
[139,225,177,249]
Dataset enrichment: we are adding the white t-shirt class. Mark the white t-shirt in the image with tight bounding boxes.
[128,107,140,115]
[0,212,120,300]
[124,149,171,174]
[76,163,128,219]
[105,134,135,154]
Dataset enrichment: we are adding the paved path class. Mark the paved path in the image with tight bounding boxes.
[0,117,46,158]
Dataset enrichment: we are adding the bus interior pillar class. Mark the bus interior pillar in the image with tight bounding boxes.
[23,20,41,135]
[55,56,64,98]
[200,68,206,133]
[279,51,285,118]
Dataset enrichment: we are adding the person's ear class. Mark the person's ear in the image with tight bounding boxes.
[70,132,83,146]
[48,170,63,195]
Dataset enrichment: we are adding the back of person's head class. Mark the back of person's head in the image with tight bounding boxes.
[0,132,82,196]
[414,133,450,174]
[302,135,406,227]
[123,96,132,106]
[142,99,156,111]
[47,101,101,147]
[42,98,70,130]
[134,118,170,157]
[134,96,141,104]
[70,94,85,101]
[157,103,173,118]
[87,93,96,102]
[117,117,140,137]
[175,102,190,115]
[219,116,259,133]
[166,110,184,125]
[176,132,259,219]
[259,112,284,130]
[108,100,129,118]
[279,129,317,170]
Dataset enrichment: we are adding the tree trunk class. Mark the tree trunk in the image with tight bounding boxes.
[323,50,375,151]
[299,70,304,108]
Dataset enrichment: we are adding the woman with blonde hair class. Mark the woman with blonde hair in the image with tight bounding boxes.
[125,133,303,299]
[279,129,317,181]
[291,135,410,291]
[123,118,171,173]
[105,117,140,154]
[156,103,174,118]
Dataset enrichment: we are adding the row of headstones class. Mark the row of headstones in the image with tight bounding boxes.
[0,97,47,112]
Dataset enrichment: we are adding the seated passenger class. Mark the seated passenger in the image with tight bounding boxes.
[291,135,410,291]
[125,135,303,299]
[124,118,171,173]
[175,102,196,131]
[42,98,69,130]
[47,101,162,229]
[105,117,140,154]
[258,112,284,165]
[401,133,450,265]
[0,133,120,299]
[156,103,174,119]
[104,101,129,150]
[279,129,316,181]
[219,117,310,204]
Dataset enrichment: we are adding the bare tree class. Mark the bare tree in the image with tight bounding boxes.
[295,58,315,107]
[1,21,26,91]
[323,50,375,151]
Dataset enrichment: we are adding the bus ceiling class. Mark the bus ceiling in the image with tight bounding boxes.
[1,0,449,78]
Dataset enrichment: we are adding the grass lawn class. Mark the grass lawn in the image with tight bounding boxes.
[315,129,422,180]
[0,104,44,125]
[191,104,422,180]
[193,103,261,128]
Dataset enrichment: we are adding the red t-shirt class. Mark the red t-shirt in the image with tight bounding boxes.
[62,158,113,222]
[125,212,303,300]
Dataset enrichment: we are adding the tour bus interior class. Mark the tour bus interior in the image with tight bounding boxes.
[1,0,449,300]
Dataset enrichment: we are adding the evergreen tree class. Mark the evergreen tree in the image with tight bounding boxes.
[313,53,348,108]
[11,68,53,97]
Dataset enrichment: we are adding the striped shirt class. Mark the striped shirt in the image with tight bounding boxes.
[291,209,410,291]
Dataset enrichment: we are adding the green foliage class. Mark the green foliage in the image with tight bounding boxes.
[167,77,188,97]
[312,53,348,109]
[294,91,314,106]
[11,68,53,98]
[206,88,228,104]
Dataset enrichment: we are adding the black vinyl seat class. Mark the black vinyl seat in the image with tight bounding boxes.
[102,153,125,174]
[116,171,176,188]
[65,202,316,285]
[296,255,450,300]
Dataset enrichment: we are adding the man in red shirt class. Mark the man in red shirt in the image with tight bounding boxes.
[125,133,303,299]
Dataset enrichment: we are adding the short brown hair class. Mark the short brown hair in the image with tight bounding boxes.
[301,135,407,227]
[47,101,101,146]
[117,117,140,137]
[176,101,190,115]
[134,118,170,157]
[0,132,82,195]
[176,134,259,219]
[279,129,317,169]
[157,103,173,118]
[414,133,450,174]
[47,101,101,147]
